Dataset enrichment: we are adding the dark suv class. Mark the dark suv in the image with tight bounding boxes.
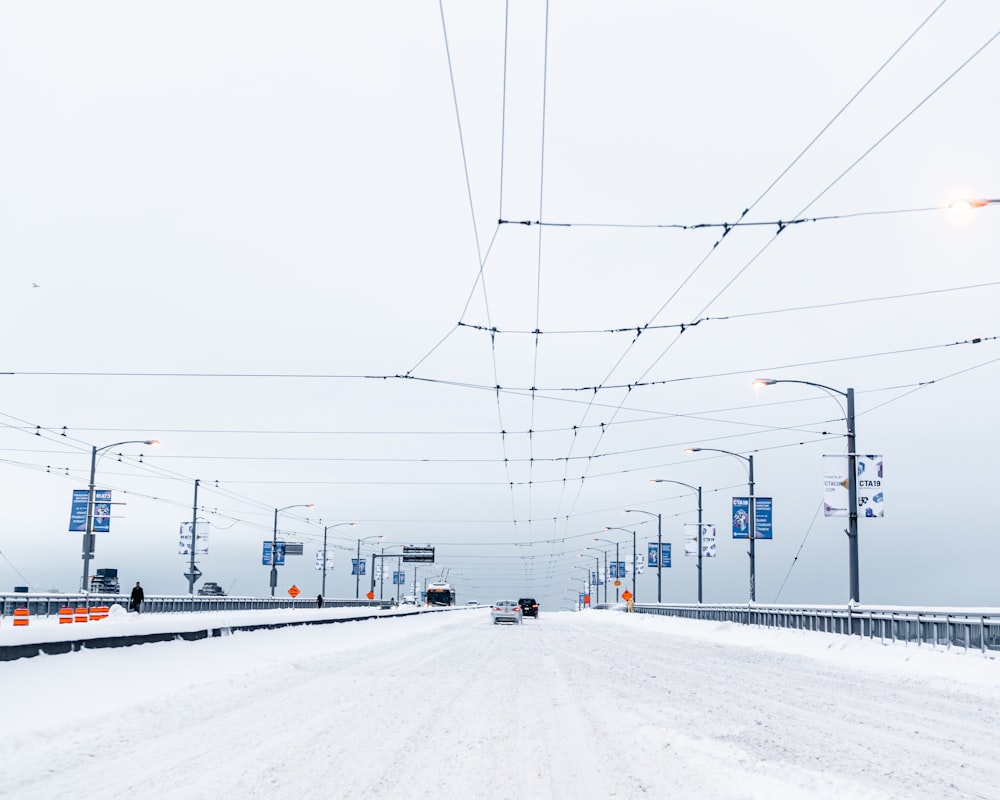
[518,598,539,618]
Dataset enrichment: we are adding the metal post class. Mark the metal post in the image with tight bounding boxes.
[355,538,361,599]
[187,479,200,595]
[656,513,661,602]
[270,507,279,598]
[81,445,98,592]
[321,525,329,598]
[748,454,756,603]
[696,485,703,603]
[379,547,385,600]
[602,549,607,603]
[632,529,637,603]
[847,387,860,603]
[616,542,620,602]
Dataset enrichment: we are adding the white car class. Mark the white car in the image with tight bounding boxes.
[491,600,522,625]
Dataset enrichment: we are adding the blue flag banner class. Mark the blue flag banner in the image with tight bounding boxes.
[69,489,112,532]
[262,541,286,566]
[352,558,366,576]
[732,497,773,539]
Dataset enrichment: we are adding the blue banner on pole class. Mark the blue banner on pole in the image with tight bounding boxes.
[352,558,366,576]
[648,542,671,567]
[732,497,773,539]
[262,541,286,565]
[69,489,112,532]
[393,571,406,585]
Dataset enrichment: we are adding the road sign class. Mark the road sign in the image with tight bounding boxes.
[366,591,375,600]
[621,590,633,601]
[402,546,435,563]
[287,585,300,598]
[613,580,621,587]
[183,571,202,583]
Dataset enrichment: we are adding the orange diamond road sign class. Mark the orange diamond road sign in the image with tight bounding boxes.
[287,585,300,598]
[621,590,633,601]
[366,591,375,600]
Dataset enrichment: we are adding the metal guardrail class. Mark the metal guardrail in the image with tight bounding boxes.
[629,603,1000,654]
[0,592,382,618]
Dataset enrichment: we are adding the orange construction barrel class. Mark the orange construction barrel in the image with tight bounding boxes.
[89,606,109,621]
[12,608,30,627]
[59,607,74,624]
[75,607,89,623]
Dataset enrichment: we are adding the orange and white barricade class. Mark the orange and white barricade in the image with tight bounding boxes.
[12,608,30,627]
[74,607,89,623]
[89,606,109,622]
[59,607,75,624]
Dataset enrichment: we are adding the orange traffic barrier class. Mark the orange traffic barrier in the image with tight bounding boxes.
[59,607,74,624]
[74,607,89,623]
[89,606,109,621]
[12,608,29,627]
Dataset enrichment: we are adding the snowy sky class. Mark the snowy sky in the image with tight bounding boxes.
[2,2,999,610]
[4,608,999,799]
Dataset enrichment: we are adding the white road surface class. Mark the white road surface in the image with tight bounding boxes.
[3,608,998,799]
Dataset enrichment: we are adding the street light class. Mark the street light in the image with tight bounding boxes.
[623,509,662,602]
[685,446,757,602]
[81,439,160,593]
[577,554,601,605]
[585,546,608,604]
[601,527,636,602]
[271,503,315,597]
[650,479,704,603]
[568,575,588,608]
[753,376,860,602]
[571,565,594,605]
[355,534,383,599]
[594,528,625,603]
[320,522,356,598]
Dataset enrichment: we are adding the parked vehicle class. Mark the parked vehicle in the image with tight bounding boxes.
[198,581,226,597]
[491,600,522,625]
[518,598,539,618]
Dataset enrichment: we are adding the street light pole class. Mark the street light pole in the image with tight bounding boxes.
[686,447,756,602]
[321,522,356,597]
[624,509,661,601]
[355,534,383,599]
[650,479,704,602]
[81,439,159,593]
[595,533,625,602]
[754,377,859,602]
[586,547,608,603]
[578,553,600,605]
[271,503,315,597]
[601,526,636,603]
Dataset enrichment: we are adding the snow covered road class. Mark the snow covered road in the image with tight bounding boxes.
[3,609,997,799]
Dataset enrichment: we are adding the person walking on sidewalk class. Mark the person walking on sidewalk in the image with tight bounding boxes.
[130,581,145,614]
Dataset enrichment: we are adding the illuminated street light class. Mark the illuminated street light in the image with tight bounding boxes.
[650,479,704,603]
[271,503,315,597]
[81,439,160,593]
[753,376,860,602]
[685,446,756,602]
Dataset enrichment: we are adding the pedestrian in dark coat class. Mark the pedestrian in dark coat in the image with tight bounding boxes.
[130,581,145,613]
[317,594,324,608]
